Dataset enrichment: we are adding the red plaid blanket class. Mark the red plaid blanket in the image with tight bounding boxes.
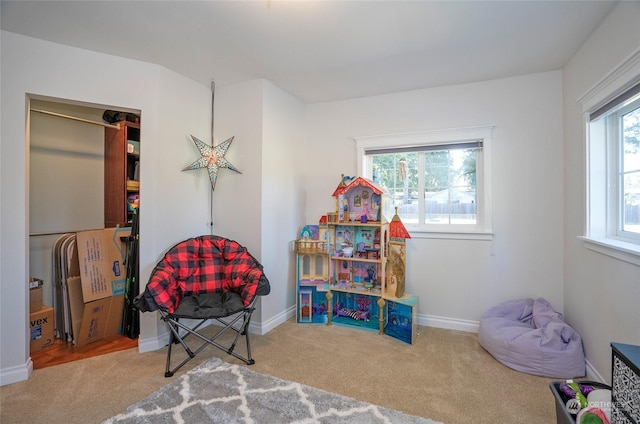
[144,236,266,314]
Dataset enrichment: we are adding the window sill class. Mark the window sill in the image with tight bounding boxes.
[410,230,493,241]
[578,236,640,267]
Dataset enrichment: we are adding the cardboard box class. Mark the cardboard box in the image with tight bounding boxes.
[29,277,44,289]
[60,228,131,347]
[75,227,130,302]
[67,276,125,348]
[29,278,44,313]
[30,306,54,352]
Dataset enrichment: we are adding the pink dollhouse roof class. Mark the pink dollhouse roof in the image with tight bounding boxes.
[390,208,411,239]
[332,176,387,197]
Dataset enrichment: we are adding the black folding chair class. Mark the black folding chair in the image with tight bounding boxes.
[134,235,271,377]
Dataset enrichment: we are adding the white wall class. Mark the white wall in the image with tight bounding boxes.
[212,80,264,252]
[212,79,306,329]
[304,71,565,329]
[260,80,306,327]
[562,1,640,382]
[29,100,105,307]
[29,100,105,235]
[0,31,213,385]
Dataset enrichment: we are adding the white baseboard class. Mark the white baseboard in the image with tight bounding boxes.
[137,332,170,353]
[419,313,480,333]
[0,359,32,387]
[136,311,611,386]
[2,309,609,387]
[585,359,607,384]
[136,305,297,352]
[417,314,609,382]
[251,305,296,335]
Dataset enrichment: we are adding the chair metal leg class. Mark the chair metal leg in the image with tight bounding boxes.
[242,308,255,365]
[165,324,175,377]
[159,301,260,377]
[162,315,199,377]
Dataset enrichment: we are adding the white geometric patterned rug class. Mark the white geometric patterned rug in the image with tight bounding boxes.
[104,357,443,424]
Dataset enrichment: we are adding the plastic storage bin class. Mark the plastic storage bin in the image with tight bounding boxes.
[549,380,611,424]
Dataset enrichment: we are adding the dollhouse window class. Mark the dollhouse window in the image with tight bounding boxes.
[301,255,311,279]
[315,255,325,277]
[356,126,494,240]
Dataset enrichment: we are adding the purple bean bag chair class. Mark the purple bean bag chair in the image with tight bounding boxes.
[478,297,586,378]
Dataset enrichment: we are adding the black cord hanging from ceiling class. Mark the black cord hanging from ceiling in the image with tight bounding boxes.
[209,80,216,233]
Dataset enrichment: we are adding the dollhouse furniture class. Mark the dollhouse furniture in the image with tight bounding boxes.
[134,235,270,377]
[611,342,640,423]
[295,175,418,344]
[478,297,586,378]
[299,288,313,322]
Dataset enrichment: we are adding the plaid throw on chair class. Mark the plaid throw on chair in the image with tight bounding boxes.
[139,236,267,314]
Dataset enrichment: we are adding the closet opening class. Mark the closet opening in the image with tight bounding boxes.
[28,96,141,369]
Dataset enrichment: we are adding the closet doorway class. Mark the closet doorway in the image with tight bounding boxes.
[28,97,140,369]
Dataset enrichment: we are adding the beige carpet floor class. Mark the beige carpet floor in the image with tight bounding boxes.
[0,320,559,423]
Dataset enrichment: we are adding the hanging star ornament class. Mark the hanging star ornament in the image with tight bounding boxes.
[182,135,241,191]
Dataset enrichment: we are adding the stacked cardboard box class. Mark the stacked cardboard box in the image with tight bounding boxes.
[34,228,131,352]
[29,277,44,313]
[29,277,53,352]
[68,228,131,347]
[30,306,54,352]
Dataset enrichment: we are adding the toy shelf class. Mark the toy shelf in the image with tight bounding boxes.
[329,256,380,264]
[329,284,382,297]
[331,221,383,227]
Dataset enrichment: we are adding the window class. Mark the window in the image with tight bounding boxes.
[615,96,640,238]
[579,48,640,265]
[355,126,493,239]
[585,83,640,256]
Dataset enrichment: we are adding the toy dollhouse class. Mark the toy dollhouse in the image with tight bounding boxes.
[295,175,418,344]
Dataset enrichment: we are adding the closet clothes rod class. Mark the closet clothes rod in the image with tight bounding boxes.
[30,228,104,237]
[30,108,120,130]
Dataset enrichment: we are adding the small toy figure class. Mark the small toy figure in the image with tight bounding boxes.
[361,200,370,221]
[366,266,376,283]
[344,229,352,245]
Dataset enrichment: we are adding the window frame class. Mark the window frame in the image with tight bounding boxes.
[579,48,640,266]
[355,126,494,240]
[610,99,640,243]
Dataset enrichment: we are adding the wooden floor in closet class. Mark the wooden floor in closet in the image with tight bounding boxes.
[31,334,138,370]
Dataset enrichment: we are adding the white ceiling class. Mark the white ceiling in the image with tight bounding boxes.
[1,0,618,104]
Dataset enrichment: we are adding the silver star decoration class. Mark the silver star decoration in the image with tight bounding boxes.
[183,135,241,191]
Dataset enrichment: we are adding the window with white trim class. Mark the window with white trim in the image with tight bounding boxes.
[355,126,493,239]
[586,83,640,247]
